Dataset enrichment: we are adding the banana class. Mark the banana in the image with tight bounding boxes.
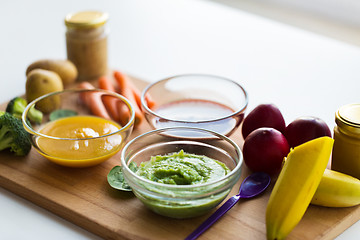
[266,137,334,240]
[311,168,360,207]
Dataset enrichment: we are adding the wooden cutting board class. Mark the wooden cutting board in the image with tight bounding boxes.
[0,76,359,240]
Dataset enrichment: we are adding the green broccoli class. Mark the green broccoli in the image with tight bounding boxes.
[6,97,43,124]
[0,111,31,156]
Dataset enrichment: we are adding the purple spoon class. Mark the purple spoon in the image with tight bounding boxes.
[185,172,271,240]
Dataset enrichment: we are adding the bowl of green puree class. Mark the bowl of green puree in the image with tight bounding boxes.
[120,127,243,219]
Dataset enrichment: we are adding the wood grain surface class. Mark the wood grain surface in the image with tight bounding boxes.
[0,76,359,240]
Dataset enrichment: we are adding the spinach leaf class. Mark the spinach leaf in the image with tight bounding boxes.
[49,109,78,121]
[107,162,138,192]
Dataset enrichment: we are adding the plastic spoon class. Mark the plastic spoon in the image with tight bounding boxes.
[185,172,271,240]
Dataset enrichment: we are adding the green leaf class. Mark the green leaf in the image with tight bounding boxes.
[49,109,78,121]
[107,162,138,192]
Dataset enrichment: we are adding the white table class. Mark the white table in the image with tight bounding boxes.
[0,0,359,239]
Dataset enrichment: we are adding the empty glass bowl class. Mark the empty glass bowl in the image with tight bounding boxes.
[22,89,135,167]
[141,74,248,137]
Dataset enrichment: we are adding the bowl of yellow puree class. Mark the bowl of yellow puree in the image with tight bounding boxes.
[22,89,135,167]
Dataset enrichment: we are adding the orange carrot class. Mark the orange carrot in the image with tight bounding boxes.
[98,76,121,122]
[77,82,96,105]
[114,70,143,126]
[115,99,131,127]
[77,81,111,120]
[127,79,156,110]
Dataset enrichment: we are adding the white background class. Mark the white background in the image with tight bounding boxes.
[0,0,359,239]
[258,0,360,27]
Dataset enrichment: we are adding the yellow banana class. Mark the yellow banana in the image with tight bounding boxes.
[311,168,360,207]
[266,137,334,240]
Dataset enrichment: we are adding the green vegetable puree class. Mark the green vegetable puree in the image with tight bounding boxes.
[135,150,230,185]
[132,150,233,218]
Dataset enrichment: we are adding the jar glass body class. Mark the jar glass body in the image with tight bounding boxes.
[66,24,108,81]
[331,113,360,179]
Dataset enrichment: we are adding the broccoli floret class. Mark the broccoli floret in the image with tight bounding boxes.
[0,111,31,156]
[6,97,43,124]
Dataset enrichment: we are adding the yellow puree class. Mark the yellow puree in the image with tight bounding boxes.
[37,116,122,167]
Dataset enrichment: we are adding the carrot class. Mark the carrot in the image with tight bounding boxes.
[113,70,143,126]
[99,75,132,126]
[98,76,121,122]
[77,82,96,105]
[77,81,111,120]
[130,83,142,109]
[112,72,155,110]
[115,99,131,127]
[144,93,156,110]
[127,79,156,110]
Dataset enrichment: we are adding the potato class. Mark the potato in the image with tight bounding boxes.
[26,59,78,85]
[26,69,64,113]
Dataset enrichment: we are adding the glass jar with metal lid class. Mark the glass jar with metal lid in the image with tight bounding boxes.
[331,103,360,179]
[65,11,109,81]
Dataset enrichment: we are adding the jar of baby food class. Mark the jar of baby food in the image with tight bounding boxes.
[65,11,109,81]
[331,104,360,179]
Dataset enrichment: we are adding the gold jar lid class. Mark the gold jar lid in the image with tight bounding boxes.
[65,11,108,29]
[336,103,360,134]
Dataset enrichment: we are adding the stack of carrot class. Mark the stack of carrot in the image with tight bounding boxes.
[77,70,154,127]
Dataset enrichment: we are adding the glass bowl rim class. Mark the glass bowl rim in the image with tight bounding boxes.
[140,73,248,123]
[22,88,135,140]
[120,126,243,190]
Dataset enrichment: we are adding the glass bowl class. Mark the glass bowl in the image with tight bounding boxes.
[22,89,135,167]
[141,74,248,137]
[121,127,243,219]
